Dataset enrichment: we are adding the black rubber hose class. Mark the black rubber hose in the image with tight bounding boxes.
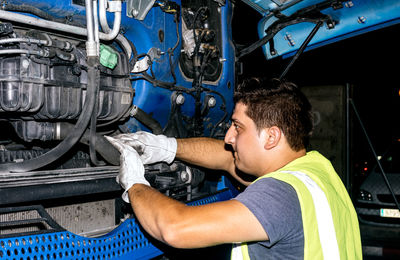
[3,4,82,27]
[58,123,120,166]
[131,105,163,135]
[0,58,98,172]
[89,67,106,166]
[84,133,119,166]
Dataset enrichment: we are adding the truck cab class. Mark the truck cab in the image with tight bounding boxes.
[0,0,399,259]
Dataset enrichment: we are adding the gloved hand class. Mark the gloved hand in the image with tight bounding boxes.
[112,131,177,165]
[105,136,149,203]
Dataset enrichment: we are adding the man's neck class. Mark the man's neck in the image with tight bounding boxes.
[261,148,306,176]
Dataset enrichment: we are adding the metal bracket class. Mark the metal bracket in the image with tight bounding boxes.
[131,47,163,73]
[107,0,122,12]
[126,0,156,20]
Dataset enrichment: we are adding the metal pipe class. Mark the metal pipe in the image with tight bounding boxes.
[0,9,127,46]
[85,0,95,43]
[116,34,132,60]
[346,83,350,192]
[99,0,122,40]
[99,0,111,33]
[0,49,43,56]
[93,0,100,56]
[85,0,96,57]
[279,20,323,80]
[0,38,48,45]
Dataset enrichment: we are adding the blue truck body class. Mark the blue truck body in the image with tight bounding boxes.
[0,0,399,259]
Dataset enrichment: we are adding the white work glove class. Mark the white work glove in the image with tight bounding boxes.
[105,136,149,203]
[112,131,177,165]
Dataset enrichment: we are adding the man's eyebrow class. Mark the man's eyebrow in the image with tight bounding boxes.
[231,118,243,126]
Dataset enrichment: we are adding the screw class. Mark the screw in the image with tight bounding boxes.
[208,96,216,108]
[345,1,354,8]
[131,9,139,17]
[21,59,30,69]
[285,33,296,47]
[176,94,185,105]
[180,171,189,182]
[358,16,366,24]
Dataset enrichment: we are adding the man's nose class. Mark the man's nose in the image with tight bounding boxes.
[224,125,235,145]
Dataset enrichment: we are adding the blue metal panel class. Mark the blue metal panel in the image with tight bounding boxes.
[0,1,237,258]
[248,0,400,59]
[0,189,235,260]
[125,1,235,136]
[6,0,235,135]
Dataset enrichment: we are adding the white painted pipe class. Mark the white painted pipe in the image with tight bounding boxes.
[0,8,131,58]
[85,0,97,57]
[93,0,100,56]
[99,0,122,40]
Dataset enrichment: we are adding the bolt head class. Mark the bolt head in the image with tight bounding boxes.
[176,94,185,105]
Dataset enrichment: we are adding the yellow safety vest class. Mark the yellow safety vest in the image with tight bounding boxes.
[231,151,362,260]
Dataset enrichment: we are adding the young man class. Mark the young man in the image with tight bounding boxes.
[106,78,362,259]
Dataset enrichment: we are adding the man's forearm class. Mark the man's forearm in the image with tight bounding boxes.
[128,183,267,248]
[176,137,234,172]
[128,184,187,242]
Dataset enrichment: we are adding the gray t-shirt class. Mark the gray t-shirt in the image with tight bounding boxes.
[234,178,304,259]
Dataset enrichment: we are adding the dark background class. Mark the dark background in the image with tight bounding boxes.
[231,1,400,192]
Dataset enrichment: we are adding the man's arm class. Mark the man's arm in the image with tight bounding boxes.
[110,132,251,185]
[128,184,268,248]
[176,138,251,186]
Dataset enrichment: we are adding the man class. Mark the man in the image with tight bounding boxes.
[106,78,362,259]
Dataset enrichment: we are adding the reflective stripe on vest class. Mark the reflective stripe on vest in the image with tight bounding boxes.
[231,242,250,260]
[281,170,340,259]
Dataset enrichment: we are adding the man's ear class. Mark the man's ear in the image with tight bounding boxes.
[263,126,281,150]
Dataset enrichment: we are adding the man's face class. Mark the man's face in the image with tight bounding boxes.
[224,103,267,176]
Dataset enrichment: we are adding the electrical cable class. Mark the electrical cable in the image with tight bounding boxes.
[133,72,196,96]
[237,1,335,59]
[167,12,180,84]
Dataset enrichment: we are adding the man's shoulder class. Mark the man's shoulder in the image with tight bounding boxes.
[236,177,298,201]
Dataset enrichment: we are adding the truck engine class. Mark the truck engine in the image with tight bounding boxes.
[0,0,236,258]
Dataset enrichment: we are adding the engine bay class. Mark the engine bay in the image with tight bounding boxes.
[0,0,235,238]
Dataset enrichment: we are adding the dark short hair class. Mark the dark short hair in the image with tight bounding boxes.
[233,78,313,151]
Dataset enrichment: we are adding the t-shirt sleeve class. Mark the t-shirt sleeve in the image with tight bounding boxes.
[234,177,302,247]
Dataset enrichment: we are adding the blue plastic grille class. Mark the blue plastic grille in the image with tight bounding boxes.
[0,218,161,260]
[0,189,234,260]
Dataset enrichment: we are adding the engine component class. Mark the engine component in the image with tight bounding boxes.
[179,0,222,82]
[145,162,205,201]
[0,27,133,121]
